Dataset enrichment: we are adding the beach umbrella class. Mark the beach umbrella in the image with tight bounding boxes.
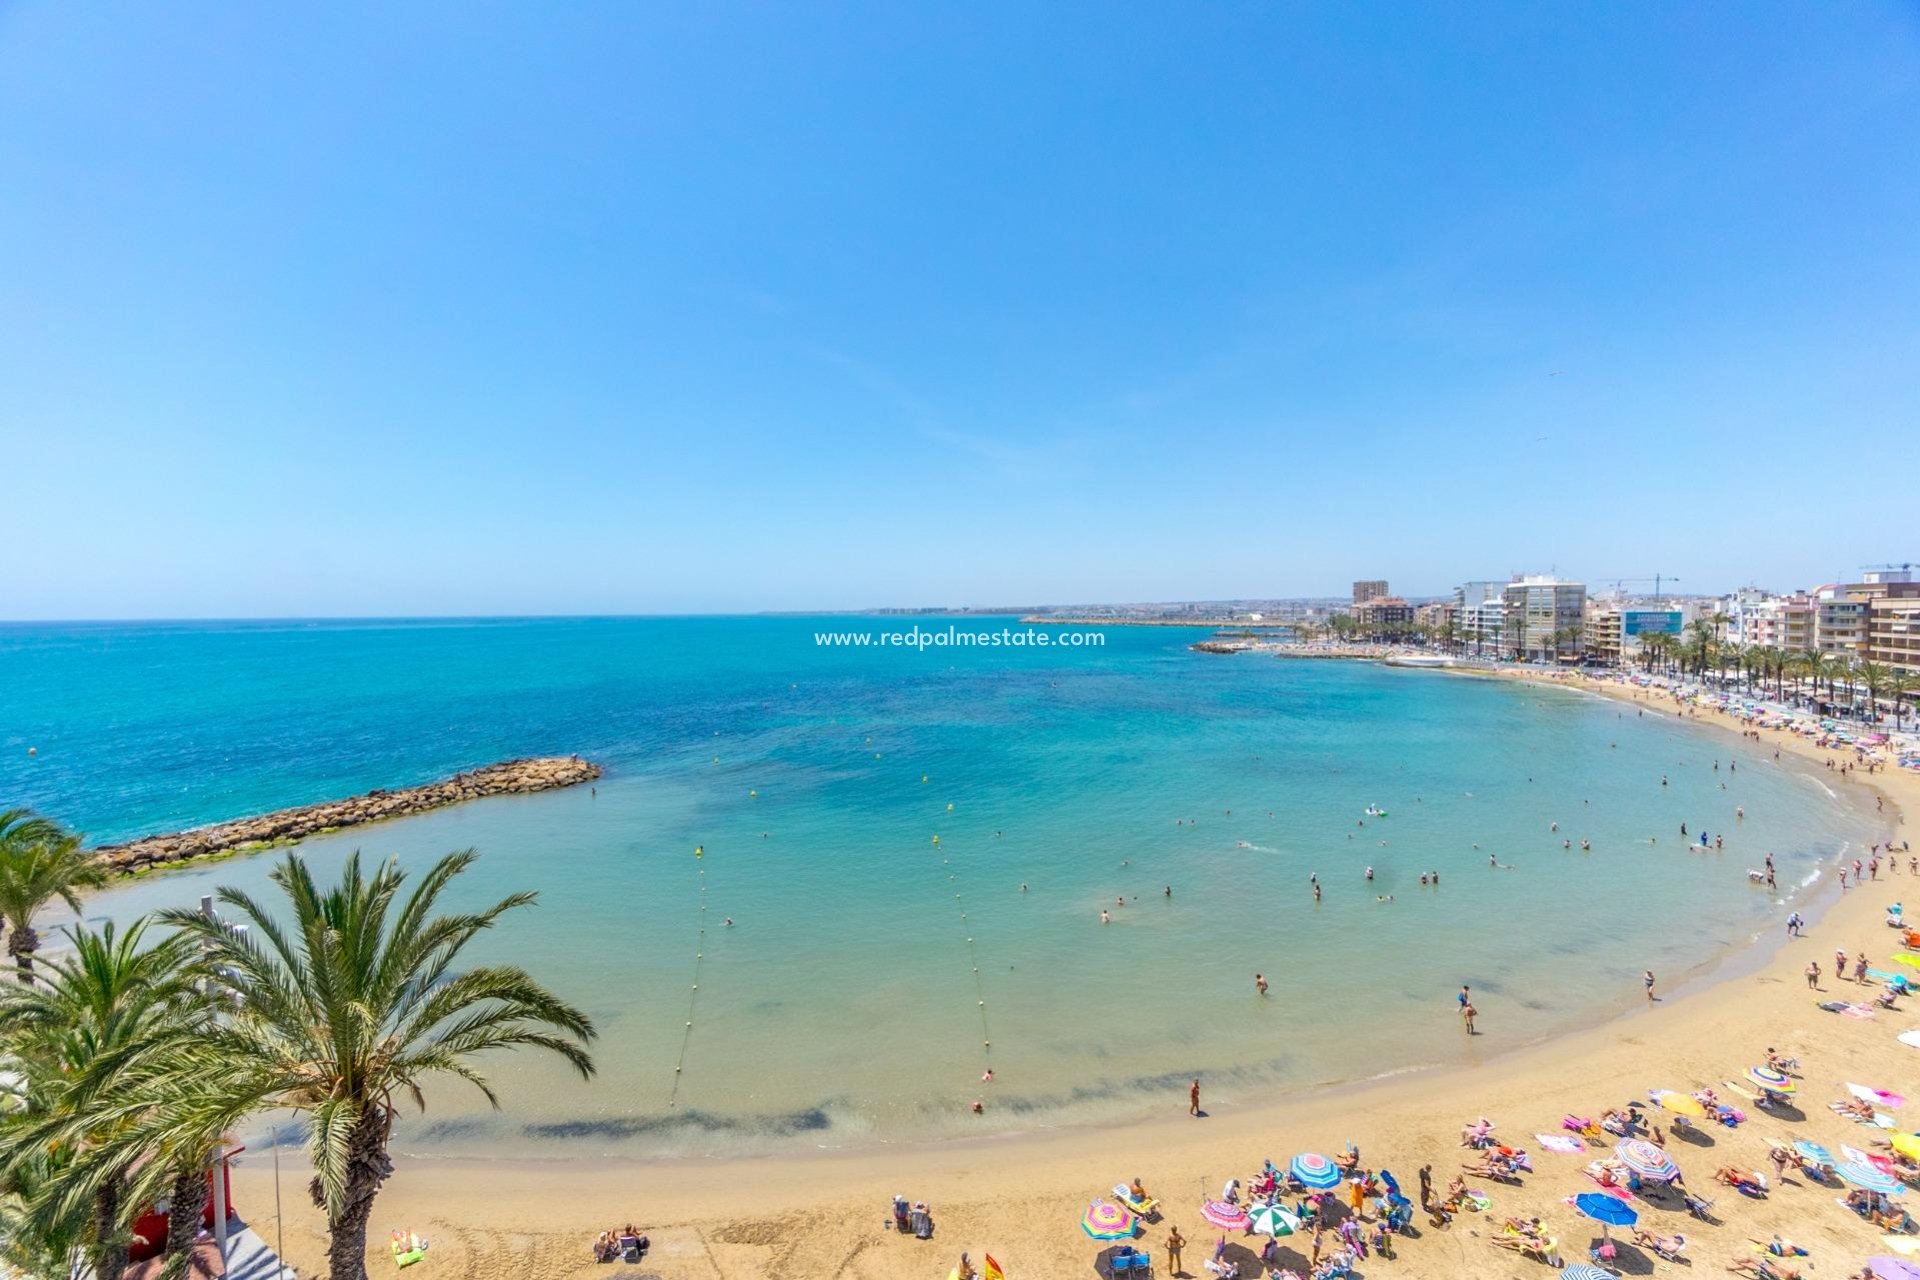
[1865,1259,1920,1280]
[1793,1140,1835,1168]
[1081,1200,1137,1241]
[1891,1132,1920,1161]
[1246,1203,1300,1236]
[1746,1065,1795,1094]
[1572,1193,1638,1228]
[1899,955,1920,970]
[1289,1152,1342,1190]
[1650,1090,1706,1118]
[1613,1139,1679,1181]
[1199,1199,1249,1231]
[1560,1267,1614,1280]
[1839,1162,1904,1196]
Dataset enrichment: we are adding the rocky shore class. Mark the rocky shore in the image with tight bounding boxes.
[92,756,602,874]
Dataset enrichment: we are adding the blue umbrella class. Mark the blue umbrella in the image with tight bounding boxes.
[1792,1140,1835,1168]
[1573,1193,1638,1228]
[1289,1152,1342,1190]
[1378,1168,1402,1199]
[1839,1162,1903,1196]
[1561,1267,1613,1280]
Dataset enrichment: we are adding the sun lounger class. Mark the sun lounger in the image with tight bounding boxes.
[1112,1184,1158,1218]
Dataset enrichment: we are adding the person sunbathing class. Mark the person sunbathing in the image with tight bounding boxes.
[1461,1154,1512,1179]
[1834,1097,1877,1121]
[1461,1117,1495,1147]
[1633,1227,1685,1254]
[1714,1167,1767,1194]
[1728,1259,1804,1280]
[1333,1143,1360,1174]
[1600,1108,1629,1135]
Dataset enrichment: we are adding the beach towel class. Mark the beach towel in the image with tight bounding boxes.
[1844,1003,1880,1019]
[1536,1134,1585,1154]
[1901,1030,1920,1049]
[1849,1083,1907,1110]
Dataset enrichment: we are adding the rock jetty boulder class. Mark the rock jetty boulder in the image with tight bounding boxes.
[93,756,601,875]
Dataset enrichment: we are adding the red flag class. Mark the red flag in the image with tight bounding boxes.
[982,1254,1006,1280]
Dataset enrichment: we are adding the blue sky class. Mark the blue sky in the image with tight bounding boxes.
[3,3,1916,617]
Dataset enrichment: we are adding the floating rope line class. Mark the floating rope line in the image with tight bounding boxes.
[667,843,709,1108]
[933,828,995,1081]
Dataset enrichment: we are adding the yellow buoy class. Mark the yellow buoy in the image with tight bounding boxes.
[946,803,954,812]
[695,845,704,858]
[750,789,757,797]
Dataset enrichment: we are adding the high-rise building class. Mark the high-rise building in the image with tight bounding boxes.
[1352,580,1388,605]
[1502,575,1588,662]
[1352,596,1416,636]
[1867,583,1920,674]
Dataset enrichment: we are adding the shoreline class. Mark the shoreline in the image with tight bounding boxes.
[227,674,1918,1280]
[92,756,601,875]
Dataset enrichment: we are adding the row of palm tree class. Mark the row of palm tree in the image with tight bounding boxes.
[0,808,596,1280]
[1628,631,1920,727]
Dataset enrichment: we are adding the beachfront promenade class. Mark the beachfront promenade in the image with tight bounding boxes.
[226,666,1920,1280]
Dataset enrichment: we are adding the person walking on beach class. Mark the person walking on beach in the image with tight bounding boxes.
[1806,960,1821,989]
[1165,1225,1185,1277]
[1461,1000,1477,1034]
[1255,972,1269,996]
[1458,985,1470,1011]
[1189,1078,1201,1116]
[1644,970,1656,1002]
[1854,953,1868,984]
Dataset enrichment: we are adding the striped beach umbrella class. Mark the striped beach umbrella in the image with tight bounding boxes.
[1793,1140,1835,1168]
[1199,1199,1250,1231]
[1838,1162,1904,1196]
[1289,1152,1342,1190]
[1081,1200,1137,1241]
[1560,1267,1614,1280]
[1747,1065,1795,1094]
[1614,1138,1679,1181]
[1247,1203,1300,1236]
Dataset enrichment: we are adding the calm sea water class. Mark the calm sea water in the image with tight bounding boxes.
[0,617,1883,1159]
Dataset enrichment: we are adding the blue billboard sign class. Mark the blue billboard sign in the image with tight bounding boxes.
[1623,610,1682,637]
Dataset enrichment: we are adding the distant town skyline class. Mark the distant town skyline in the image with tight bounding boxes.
[3,4,1917,619]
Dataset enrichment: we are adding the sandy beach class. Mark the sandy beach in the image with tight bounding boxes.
[230,673,1919,1280]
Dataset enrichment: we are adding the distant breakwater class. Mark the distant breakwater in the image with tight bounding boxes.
[93,756,601,874]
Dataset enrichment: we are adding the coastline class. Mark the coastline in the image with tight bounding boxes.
[93,757,600,875]
[228,677,1918,1280]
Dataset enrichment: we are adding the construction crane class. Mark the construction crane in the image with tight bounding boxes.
[1597,574,1680,602]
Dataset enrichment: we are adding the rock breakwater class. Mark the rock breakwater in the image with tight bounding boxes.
[93,756,601,874]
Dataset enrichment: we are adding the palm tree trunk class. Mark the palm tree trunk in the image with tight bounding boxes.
[95,1175,129,1280]
[319,1111,395,1280]
[7,923,38,984]
[166,1163,210,1257]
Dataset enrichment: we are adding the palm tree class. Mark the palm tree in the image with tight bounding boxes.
[1855,660,1893,725]
[0,920,207,1280]
[0,811,106,982]
[161,851,596,1280]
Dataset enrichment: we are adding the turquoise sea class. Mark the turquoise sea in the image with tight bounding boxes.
[0,617,1884,1160]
